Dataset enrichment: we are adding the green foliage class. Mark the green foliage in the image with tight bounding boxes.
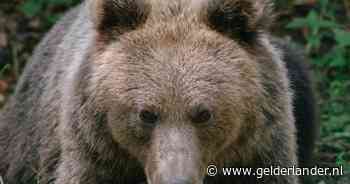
[19,0,44,17]
[287,0,350,182]
[287,10,339,52]
[337,153,350,172]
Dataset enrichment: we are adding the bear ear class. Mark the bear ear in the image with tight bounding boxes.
[204,0,274,44]
[90,0,150,36]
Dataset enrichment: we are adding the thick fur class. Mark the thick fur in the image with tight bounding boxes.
[0,0,317,184]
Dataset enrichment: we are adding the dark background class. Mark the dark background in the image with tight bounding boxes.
[0,0,349,183]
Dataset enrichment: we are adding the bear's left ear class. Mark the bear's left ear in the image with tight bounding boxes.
[204,0,274,44]
[90,0,150,37]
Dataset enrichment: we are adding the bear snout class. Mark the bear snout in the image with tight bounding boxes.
[145,125,204,184]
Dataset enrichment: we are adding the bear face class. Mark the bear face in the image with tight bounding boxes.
[93,25,264,182]
[82,0,293,183]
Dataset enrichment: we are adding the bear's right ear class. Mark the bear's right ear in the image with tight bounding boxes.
[90,0,150,36]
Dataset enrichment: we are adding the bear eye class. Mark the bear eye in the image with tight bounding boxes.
[189,105,212,124]
[139,110,159,125]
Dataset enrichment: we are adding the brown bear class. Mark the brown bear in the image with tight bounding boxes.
[0,0,317,184]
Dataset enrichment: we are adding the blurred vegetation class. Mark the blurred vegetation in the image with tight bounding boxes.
[278,1,350,184]
[274,1,350,183]
[0,0,349,183]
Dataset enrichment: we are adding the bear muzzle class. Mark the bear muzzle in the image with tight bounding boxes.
[145,125,204,184]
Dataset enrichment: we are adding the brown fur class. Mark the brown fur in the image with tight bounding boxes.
[0,0,317,184]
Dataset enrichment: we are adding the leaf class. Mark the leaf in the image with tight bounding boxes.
[286,18,308,29]
[19,0,44,17]
[334,29,350,47]
[306,10,320,33]
[46,14,62,25]
[312,57,326,67]
[319,19,339,28]
[329,49,348,67]
[307,34,321,49]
